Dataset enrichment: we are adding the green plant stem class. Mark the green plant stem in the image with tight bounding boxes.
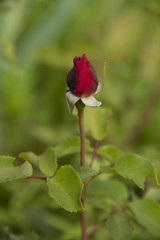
[78,107,87,240]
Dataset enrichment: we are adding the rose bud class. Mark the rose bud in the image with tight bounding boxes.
[66,54,104,113]
[67,54,98,97]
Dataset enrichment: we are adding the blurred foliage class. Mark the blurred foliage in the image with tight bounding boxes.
[0,0,160,239]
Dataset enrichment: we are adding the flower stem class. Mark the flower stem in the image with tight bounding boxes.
[77,106,87,240]
[78,107,85,167]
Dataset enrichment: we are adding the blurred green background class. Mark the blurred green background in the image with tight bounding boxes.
[0,0,160,239]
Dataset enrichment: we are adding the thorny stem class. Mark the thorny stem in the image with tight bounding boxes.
[78,107,87,240]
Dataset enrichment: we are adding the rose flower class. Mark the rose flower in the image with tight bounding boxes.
[66,54,104,112]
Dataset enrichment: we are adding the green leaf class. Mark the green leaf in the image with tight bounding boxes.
[100,165,117,175]
[98,146,158,189]
[39,147,57,177]
[0,156,33,183]
[0,155,15,167]
[78,167,98,181]
[113,154,158,189]
[47,165,83,212]
[54,136,92,158]
[97,145,124,164]
[145,187,160,202]
[87,179,128,205]
[19,152,39,167]
[84,107,110,140]
[129,199,160,237]
[107,213,132,240]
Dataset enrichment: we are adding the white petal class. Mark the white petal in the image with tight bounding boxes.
[95,81,103,94]
[95,60,106,94]
[81,96,101,107]
[66,91,80,113]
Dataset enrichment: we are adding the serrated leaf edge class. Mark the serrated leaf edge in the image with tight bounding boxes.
[0,161,33,183]
[47,165,84,212]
